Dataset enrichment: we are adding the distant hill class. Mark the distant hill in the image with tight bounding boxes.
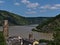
[25,17,52,24]
[0,10,29,26]
[0,10,52,26]
[32,14,60,33]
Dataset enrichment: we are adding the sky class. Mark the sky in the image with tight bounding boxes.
[0,0,60,17]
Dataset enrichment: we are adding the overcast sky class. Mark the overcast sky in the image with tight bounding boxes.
[0,0,60,17]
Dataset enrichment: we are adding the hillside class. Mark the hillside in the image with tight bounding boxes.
[0,10,29,26]
[32,14,60,33]
[0,10,52,26]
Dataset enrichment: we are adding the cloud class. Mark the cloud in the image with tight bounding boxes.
[27,2,39,9]
[50,4,60,9]
[40,5,51,9]
[27,9,31,11]
[40,10,46,12]
[50,6,59,9]
[26,11,36,14]
[0,0,5,4]
[55,4,60,7]
[40,4,60,10]
[14,2,20,6]
[21,0,30,4]
[21,0,39,9]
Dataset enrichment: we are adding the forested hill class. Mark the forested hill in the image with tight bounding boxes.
[25,17,52,24]
[0,10,29,26]
[32,14,60,33]
[0,10,52,26]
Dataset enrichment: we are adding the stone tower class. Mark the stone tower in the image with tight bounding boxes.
[3,20,9,39]
[29,33,33,40]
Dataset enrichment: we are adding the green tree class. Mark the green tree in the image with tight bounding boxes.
[53,27,60,45]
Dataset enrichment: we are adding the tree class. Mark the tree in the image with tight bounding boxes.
[53,27,60,45]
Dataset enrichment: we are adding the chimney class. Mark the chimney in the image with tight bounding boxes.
[3,20,9,39]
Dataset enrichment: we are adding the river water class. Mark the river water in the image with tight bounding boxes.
[0,25,53,40]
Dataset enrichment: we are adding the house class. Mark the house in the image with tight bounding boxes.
[7,36,39,45]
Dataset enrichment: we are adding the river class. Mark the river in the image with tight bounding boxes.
[0,24,53,40]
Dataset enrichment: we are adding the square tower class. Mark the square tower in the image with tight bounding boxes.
[3,20,9,39]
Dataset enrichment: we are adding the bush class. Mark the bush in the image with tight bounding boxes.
[39,39,50,43]
[0,31,6,45]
